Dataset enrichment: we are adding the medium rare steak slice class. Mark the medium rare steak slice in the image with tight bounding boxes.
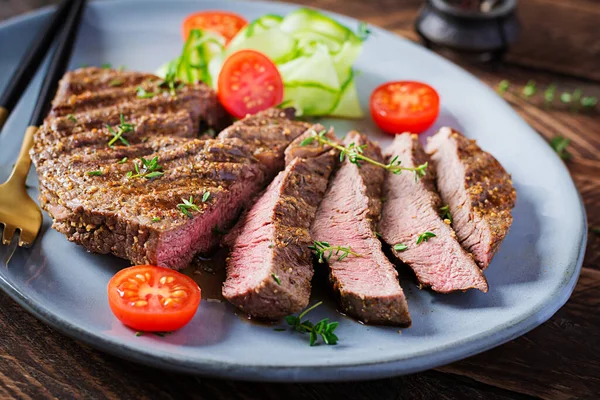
[426,127,516,269]
[379,134,488,293]
[37,136,266,269]
[311,131,411,326]
[222,126,338,319]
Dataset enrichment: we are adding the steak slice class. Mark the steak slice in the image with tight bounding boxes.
[311,131,411,326]
[32,68,308,270]
[379,133,488,293]
[426,127,516,269]
[222,126,338,319]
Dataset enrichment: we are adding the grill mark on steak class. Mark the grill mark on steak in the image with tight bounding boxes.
[379,133,488,293]
[311,131,411,326]
[222,125,338,320]
[32,67,305,270]
[426,127,516,269]
[218,108,311,178]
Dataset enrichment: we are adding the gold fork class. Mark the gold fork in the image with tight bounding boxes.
[0,126,42,246]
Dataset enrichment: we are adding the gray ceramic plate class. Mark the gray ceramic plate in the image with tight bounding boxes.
[0,0,586,382]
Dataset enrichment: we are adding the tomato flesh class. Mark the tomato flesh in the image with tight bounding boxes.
[370,81,440,134]
[182,11,247,44]
[108,265,201,332]
[218,49,284,119]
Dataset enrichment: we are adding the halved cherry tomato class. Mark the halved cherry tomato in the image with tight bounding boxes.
[107,265,201,332]
[370,81,440,134]
[218,49,284,119]
[182,11,247,44]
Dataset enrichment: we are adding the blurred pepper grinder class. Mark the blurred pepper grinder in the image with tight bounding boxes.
[415,0,520,62]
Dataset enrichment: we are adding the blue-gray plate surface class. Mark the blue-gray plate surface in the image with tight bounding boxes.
[0,0,585,382]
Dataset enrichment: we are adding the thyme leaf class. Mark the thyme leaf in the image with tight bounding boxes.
[177,196,200,217]
[550,136,571,160]
[440,205,452,222]
[308,241,361,263]
[107,114,134,147]
[416,231,436,245]
[127,156,164,179]
[86,170,102,176]
[393,243,408,252]
[271,273,281,285]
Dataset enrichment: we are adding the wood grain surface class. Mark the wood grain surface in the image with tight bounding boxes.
[1,0,599,399]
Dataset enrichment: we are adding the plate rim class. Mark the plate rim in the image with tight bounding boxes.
[0,0,587,382]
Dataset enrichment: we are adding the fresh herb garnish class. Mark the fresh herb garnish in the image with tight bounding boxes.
[497,80,510,94]
[117,157,128,164]
[151,217,161,222]
[100,63,112,69]
[544,84,556,104]
[522,80,536,98]
[271,273,281,285]
[159,68,184,96]
[202,191,211,202]
[127,156,164,179]
[393,243,408,252]
[440,205,452,222]
[86,170,102,176]
[136,86,157,99]
[135,331,144,337]
[357,21,371,41]
[550,136,571,160]
[591,227,600,235]
[416,231,436,245]
[107,114,134,147]
[284,301,339,346]
[309,241,360,263]
[301,129,427,179]
[109,79,123,87]
[177,196,200,217]
[134,331,172,337]
[67,113,77,122]
[497,80,597,111]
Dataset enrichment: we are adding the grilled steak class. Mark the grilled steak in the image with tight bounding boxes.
[222,126,338,319]
[426,127,516,269]
[311,131,411,326]
[31,67,309,270]
[379,134,488,293]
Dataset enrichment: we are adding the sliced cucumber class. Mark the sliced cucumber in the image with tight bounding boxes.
[280,8,352,43]
[226,27,297,64]
[328,70,364,118]
[278,44,340,91]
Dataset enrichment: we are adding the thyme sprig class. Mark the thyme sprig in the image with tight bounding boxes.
[300,129,428,179]
[177,196,200,217]
[284,301,339,346]
[309,241,361,263]
[497,80,597,110]
[440,205,452,222]
[126,156,164,179]
[107,114,134,147]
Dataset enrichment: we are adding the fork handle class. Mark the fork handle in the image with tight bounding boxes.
[0,106,7,130]
[7,126,37,186]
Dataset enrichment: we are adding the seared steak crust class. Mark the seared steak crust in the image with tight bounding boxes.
[223,126,338,319]
[379,134,488,293]
[311,132,411,326]
[426,127,516,269]
[32,67,307,269]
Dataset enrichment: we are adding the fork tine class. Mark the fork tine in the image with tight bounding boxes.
[1,224,17,245]
[19,229,38,247]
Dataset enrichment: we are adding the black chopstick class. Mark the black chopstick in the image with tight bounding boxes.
[30,0,86,127]
[0,0,76,119]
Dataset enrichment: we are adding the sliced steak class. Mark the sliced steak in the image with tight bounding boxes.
[222,126,338,319]
[426,127,516,269]
[32,67,307,270]
[379,133,488,293]
[311,131,411,326]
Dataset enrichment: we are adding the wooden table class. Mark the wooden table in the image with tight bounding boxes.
[1,0,599,398]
